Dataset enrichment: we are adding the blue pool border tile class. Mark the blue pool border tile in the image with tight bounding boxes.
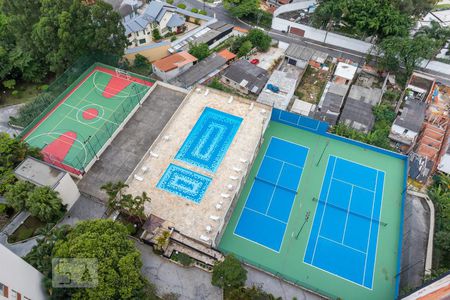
[176,107,242,173]
[157,164,212,203]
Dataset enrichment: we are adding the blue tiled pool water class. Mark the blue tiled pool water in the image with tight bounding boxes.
[176,107,242,172]
[157,164,212,203]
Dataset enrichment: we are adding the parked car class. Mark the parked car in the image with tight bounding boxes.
[250,59,260,65]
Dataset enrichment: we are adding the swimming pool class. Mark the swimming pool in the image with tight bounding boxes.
[157,164,212,203]
[176,107,242,173]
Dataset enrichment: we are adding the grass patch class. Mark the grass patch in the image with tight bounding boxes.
[7,215,46,243]
[0,82,42,108]
[295,65,329,104]
[434,3,450,10]
[171,251,194,266]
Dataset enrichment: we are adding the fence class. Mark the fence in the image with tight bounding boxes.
[41,79,145,175]
[11,53,122,129]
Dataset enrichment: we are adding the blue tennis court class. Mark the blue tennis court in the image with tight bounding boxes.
[234,137,308,252]
[304,156,384,288]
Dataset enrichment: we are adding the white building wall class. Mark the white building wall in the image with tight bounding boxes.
[53,173,80,210]
[391,124,418,140]
[153,62,195,82]
[0,245,46,300]
[159,12,173,34]
[438,153,450,174]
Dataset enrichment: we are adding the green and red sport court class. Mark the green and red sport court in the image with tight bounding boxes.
[20,64,154,175]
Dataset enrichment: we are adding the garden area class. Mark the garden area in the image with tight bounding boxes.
[0,203,16,230]
[0,81,44,108]
[295,65,330,104]
[7,215,46,243]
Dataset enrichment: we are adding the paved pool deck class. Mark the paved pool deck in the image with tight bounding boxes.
[126,86,271,245]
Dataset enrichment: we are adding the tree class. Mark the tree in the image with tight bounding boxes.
[177,3,187,9]
[121,192,151,224]
[212,255,247,293]
[26,186,64,222]
[189,43,210,61]
[152,28,162,41]
[228,286,281,300]
[378,35,437,77]
[247,29,271,52]
[1,0,127,81]
[101,181,129,211]
[52,220,147,299]
[225,0,259,18]
[133,54,151,73]
[415,21,450,47]
[0,133,42,169]
[237,40,252,58]
[4,180,35,211]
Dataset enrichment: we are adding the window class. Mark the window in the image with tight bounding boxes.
[403,129,409,134]
[0,282,5,297]
[11,289,18,300]
[139,39,146,44]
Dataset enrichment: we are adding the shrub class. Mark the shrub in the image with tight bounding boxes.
[125,222,137,235]
[171,251,193,266]
[11,90,19,96]
[191,8,199,13]
[0,203,6,214]
[212,255,247,291]
[199,10,207,15]
[171,36,177,42]
[39,84,49,91]
[177,3,186,9]
[166,0,174,3]
[2,79,16,90]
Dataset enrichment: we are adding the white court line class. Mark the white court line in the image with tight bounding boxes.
[319,235,367,255]
[233,136,309,253]
[341,185,354,244]
[62,102,119,126]
[244,207,287,224]
[265,155,304,169]
[264,161,285,215]
[332,177,375,193]
[362,170,379,285]
[311,156,337,263]
[277,111,320,131]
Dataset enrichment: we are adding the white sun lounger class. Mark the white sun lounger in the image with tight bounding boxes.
[240,158,248,163]
[233,167,242,172]
[221,193,230,198]
[210,215,220,221]
[150,151,159,158]
[134,174,144,181]
[215,204,222,210]
[229,175,239,181]
[227,184,234,191]
[200,235,210,242]
[228,96,233,104]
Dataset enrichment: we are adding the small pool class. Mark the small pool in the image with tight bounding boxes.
[157,164,212,203]
[176,107,242,172]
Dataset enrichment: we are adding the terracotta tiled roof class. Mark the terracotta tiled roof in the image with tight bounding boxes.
[233,26,248,33]
[217,49,236,61]
[153,51,197,72]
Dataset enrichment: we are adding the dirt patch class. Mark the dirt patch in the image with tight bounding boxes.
[295,65,329,104]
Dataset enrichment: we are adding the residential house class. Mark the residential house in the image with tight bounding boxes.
[152,51,198,81]
[389,72,434,147]
[315,82,349,126]
[285,43,328,69]
[285,44,314,68]
[221,60,269,95]
[333,62,357,85]
[171,50,235,88]
[122,1,186,48]
[0,244,46,300]
[339,85,383,133]
[257,64,302,109]
[14,157,80,210]
[171,22,236,53]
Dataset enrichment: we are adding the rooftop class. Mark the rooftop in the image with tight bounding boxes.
[14,156,65,188]
[153,51,197,72]
[394,99,427,132]
[172,52,228,88]
[217,49,236,61]
[122,1,174,35]
[339,85,383,132]
[257,65,302,110]
[334,62,357,81]
[222,60,269,94]
[125,86,271,244]
[315,82,349,125]
[285,44,315,61]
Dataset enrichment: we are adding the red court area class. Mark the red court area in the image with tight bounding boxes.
[21,64,154,176]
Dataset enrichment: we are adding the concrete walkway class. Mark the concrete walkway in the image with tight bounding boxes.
[135,240,222,300]
[136,240,324,299]
[0,211,39,257]
[0,104,23,136]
